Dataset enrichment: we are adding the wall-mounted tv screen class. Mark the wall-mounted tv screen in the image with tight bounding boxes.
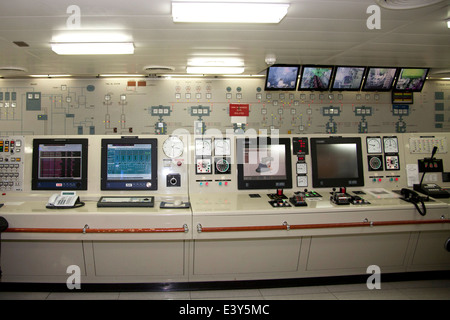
[331,66,366,91]
[394,68,429,92]
[362,67,398,91]
[298,66,333,91]
[101,137,158,191]
[32,138,88,190]
[236,137,292,190]
[264,64,300,91]
[310,137,364,188]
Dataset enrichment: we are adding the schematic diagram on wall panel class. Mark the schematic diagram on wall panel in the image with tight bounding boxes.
[0,78,447,135]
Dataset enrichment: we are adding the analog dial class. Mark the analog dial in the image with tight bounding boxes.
[366,137,382,154]
[162,136,184,158]
[214,138,231,156]
[195,139,212,156]
[383,137,399,153]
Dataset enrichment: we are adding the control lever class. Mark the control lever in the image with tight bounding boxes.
[289,192,308,207]
[330,187,351,205]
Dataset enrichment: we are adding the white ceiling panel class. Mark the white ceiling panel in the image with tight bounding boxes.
[0,0,448,77]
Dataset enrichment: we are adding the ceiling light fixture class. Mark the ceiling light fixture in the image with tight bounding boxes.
[172,2,289,23]
[30,74,72,78]
[98,74,146,77]
[188,57,244,67]
[186,66,245,74]
[51,42,134,55]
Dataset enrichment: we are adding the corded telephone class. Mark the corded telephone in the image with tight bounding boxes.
[413,183,450,198]
[413,145,450,199]
[46,192,85,209]
[400,188,426,216]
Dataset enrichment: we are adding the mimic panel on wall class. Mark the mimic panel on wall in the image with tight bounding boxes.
[0,78,448,137]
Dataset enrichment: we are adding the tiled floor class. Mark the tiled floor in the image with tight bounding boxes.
[1,279,449,300]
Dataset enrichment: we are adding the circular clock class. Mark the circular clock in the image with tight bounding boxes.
[162,136,184,158]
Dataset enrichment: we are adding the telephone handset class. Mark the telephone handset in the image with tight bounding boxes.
[46,192,85,209]
[400,188,426,216]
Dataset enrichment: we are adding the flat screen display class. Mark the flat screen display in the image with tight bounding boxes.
[394,68,429,92]
[237,137,292,190]
[101,138,157,190]
[298,66,333,91]
[331,66,366,91]
[362,67,397,91]
[310,137,364,188]
[264,65,300,91]
[32,138,88,190]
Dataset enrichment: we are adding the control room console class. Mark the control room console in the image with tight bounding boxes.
[0,132,449,284]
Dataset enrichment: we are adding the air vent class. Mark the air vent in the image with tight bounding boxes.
[13,41,29,47]
[375,0,445,9]
[143,66,175,73]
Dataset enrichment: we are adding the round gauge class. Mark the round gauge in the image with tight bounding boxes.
[383,137,399,153]
[162,136,184,158]
[215,158,230,174]
[369,156,383,171]
[366,137,382,154]
[214,139,231,156]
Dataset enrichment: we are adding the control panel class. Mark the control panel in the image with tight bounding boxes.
[192,136,234,190]
[0,136,25,192]
[0,133,448,207]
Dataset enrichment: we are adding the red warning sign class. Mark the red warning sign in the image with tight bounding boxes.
[229,104,249,116]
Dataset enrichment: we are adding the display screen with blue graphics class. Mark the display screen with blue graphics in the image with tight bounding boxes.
[101,138,158,190]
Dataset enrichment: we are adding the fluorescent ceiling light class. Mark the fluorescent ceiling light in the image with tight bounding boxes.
[51,42,134,55]
[30,74,72,78]
[188,57,244,67]
[447,19,450,28]
[99,74,146,77]
[172,2,289,23]
[186,66,245,74]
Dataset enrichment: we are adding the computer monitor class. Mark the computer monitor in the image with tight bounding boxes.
[32,138,88,190]
[310,137,364,188]
[298,65,333,91]
[264,64,300,91]
[362,67,398,91]
[237,137,292,190]
[394,68,429,92]
[100,137,158,191]
[331,66,366,91]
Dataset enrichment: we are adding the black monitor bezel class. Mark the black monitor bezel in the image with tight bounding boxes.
[298,65,334,91]
[331,66,366,91]
[100,137,158,191]
[264,64,300,91]
[310,137,365,188]
[236,137,292,190]
[393,67,429,92]
[361,66,398,91]
[32,138,88,190]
